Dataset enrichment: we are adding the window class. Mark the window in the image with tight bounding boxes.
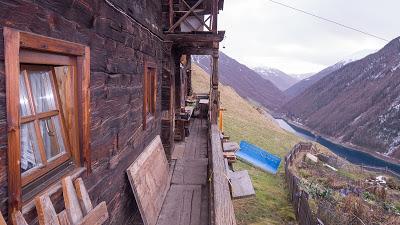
[143,61,157,129]
[4,28,91,211]
[19,65,72,186]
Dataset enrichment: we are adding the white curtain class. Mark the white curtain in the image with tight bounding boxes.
[20,69,66,172]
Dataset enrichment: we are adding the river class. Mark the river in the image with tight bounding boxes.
[275,118,400,175]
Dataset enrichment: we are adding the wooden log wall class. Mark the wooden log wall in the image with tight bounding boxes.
[0,0,178,224]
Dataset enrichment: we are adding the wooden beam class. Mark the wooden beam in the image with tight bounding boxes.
[62,176,84,224]
[182,0,212,31]
[178,47,217,56]
[211,55,219,86]
[57,211,72,225]
[77,46,91,173]
[20,31,86,55]
[169,0,173,27]
[11,211,28,225]
[74,178,93,215]
[0,212,6,225]
[4,27,22,214]
[165,31,225,42]
[168,0,205,32]
[212,0,219,33]
[35,195,60,225]
[210,125,237,225]
[210,53,219,124]
[76,202,109,225]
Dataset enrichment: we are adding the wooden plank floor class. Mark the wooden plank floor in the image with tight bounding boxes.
[158,118,209,225]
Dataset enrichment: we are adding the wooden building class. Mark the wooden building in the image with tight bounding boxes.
[0,0,235,224]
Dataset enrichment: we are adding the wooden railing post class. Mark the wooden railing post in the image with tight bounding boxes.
[210,51,219,124]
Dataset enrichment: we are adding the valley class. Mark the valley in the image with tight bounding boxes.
[198,37,400,165]
[192,59,400,224]
[281,37,400,161]
[275,118,400,176]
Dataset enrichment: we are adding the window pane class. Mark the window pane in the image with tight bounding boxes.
[54,66,70,118]
[29,70,56,113]
[40,116,66,161]
[19,71,32,116]
[20,122,42,173]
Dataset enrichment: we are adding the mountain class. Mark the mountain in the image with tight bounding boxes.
[284,62,346,98]
[193,52,287,110]
[284,49,377,99]
[281,38,400,160]
[289,73,314,80]
[253,67,299,91]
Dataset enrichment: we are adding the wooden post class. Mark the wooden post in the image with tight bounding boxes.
[169,0,173,28]
[210,51,219,124]
[4,27,22,214]
[218,109,223,132]
[186,55,192,96]
[212,0,219,33]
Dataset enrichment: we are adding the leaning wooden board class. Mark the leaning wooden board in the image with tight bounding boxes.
[230,170,255,199]
[126,136,170,225]
[0,212,6,225]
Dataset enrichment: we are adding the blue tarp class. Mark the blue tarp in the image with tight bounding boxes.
[237,141,281,174]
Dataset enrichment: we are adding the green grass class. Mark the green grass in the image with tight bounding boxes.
[192,64,300,225]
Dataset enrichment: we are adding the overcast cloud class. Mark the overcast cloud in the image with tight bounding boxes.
[219,0,400,74]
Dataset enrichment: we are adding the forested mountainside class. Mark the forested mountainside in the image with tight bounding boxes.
[284,62,346,98]
[254,67,298,91]
[285,50,376,99]
[193,52,287,110]
[281,37,400,160]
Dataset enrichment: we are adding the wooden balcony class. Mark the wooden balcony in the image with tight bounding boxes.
[162,0,225,55]
[167,118,236,225]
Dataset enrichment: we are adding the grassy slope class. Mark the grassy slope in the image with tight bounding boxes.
[192,64,300,225]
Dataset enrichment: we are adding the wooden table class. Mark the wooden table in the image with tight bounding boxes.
[198,99,209,119]
[174,106,195,141]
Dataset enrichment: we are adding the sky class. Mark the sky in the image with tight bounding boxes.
[219,0,400,74]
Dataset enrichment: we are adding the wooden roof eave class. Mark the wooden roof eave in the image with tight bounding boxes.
[165,31,225,43]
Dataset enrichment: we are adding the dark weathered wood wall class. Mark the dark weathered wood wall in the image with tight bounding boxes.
[0,0,178,224]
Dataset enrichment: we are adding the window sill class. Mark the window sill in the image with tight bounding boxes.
[22,167,86,214]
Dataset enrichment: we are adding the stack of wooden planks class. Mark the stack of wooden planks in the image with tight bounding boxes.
[222,142,255,199]
[223,152,237,163]
[223,141,240,163]
[11,176,108,225]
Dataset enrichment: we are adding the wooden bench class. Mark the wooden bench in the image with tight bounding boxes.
[126,135,205,225]
[11,176,108,225]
